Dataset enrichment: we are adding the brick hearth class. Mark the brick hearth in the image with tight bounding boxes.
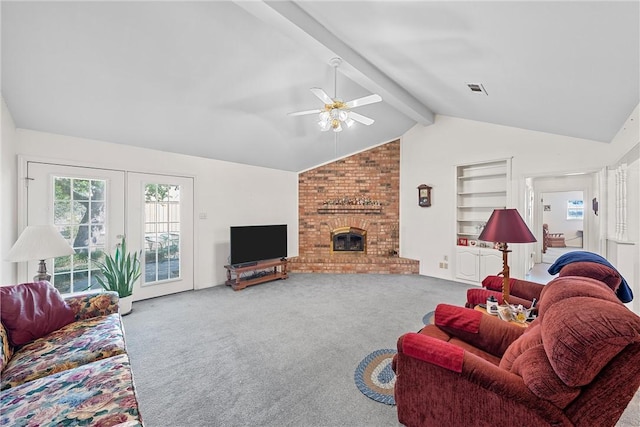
[289,139,419,274]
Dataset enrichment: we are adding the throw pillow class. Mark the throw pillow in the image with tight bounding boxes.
[0,281,76,346]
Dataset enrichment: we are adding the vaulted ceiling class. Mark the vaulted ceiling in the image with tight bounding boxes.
[2,1,638,172]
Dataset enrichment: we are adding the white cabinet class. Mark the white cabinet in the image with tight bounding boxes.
[456,246,503,283]
[479,249,504,279]
[456,247,480,281]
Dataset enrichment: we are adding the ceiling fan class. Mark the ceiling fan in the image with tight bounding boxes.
[289,57,382,132]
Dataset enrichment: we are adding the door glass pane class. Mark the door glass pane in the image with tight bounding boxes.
[144,183,181,284]
[51,176,107,293]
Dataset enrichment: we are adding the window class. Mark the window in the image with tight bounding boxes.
[144,183,181,283]
[52,177,107,293]
[567,199,584,220]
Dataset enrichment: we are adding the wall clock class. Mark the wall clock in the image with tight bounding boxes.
[417,184,432,207]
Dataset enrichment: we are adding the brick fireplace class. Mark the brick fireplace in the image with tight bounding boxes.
[289,139,419,274]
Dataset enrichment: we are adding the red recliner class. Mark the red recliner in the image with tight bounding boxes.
[393,276,640,427]
[465,261,623,309]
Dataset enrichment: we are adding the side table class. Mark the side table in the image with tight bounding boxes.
[474,305,529,328]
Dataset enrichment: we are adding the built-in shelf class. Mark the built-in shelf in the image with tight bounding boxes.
[458,173,507,180]
[455,158,511,284]
[456,159,510,242]
[458,190,507,196]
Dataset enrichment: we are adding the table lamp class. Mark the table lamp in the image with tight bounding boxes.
[6,225,75,282]
[477,209,536,303]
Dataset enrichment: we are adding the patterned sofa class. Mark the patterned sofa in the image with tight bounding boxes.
[0,281,143,426]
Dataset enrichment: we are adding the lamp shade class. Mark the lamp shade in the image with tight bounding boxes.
[478,209,537,244]
[6,225,75,262]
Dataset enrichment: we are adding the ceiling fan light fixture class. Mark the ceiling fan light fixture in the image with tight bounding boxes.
[289,57,382,135]
[319,118,332,131]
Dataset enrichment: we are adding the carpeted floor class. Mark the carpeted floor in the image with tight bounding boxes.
[122,273,640,427]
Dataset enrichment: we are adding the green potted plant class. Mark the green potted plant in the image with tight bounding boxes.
[95,236,141,315]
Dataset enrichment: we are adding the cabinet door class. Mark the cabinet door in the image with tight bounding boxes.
[480,250,504,279]
[456,248,479,281]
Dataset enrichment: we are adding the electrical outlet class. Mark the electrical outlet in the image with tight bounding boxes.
[444,263,448,269]
[438,262,444,269]
[444,255,448,262]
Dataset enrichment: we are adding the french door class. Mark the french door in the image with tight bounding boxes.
[127,173,194,300]
[25,161,193,299]
[26,162,125,294]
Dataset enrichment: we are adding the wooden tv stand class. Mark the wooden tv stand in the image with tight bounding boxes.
[224,259,288,291]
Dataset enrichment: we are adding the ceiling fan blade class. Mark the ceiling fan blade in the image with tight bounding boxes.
[349,112,375,126]
[310,87,334,105]
[345,94,382,109]
[288,109,321,116]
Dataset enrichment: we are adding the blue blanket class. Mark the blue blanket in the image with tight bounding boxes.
[548,251,633,303]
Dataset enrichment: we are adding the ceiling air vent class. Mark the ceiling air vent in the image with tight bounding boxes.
[466,83,488,95]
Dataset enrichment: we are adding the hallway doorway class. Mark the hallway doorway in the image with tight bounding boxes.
[541,190,584,263]
[524,172,600,284]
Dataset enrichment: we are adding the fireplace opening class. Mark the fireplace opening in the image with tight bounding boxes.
[331,227,366,253]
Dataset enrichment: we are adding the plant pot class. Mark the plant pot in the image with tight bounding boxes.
[119,295,133,316]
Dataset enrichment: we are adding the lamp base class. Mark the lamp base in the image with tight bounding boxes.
[499,244,512,304]
[34,259,51,282]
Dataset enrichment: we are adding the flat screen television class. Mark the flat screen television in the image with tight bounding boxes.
[230,224,287,266]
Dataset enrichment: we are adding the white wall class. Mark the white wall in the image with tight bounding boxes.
[5,128,299,288]
[400,108,640,283]
[605,104,639,313]
[1,98,18,285]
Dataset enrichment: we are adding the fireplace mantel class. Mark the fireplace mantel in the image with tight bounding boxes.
[317,206,382,214]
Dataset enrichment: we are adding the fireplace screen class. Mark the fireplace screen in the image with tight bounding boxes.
[331,227,366,253]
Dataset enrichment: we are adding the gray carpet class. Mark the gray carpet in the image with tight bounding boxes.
[122,273,640,427]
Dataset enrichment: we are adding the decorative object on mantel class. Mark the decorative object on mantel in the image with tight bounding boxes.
[317,196,383,214]
[417,184,432,207]
[322,197,382,206]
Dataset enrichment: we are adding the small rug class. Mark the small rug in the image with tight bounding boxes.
[354,349,397,405]
[422,310,435,325]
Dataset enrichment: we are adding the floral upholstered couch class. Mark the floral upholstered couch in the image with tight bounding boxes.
[0,281,143,426]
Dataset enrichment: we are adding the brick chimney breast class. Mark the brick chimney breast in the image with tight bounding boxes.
[289,140,418,274]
